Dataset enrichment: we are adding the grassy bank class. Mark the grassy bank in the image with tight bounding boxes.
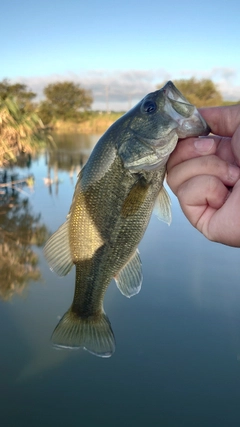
[53,112,124,134]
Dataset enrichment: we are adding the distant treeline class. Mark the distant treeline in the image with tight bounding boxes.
[0,77,239,166]
[159,78,240,108]
[1,77,239,126]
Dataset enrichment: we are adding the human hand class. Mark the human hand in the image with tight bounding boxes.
[167,105,240,247]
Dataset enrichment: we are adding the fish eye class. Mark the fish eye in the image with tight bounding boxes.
[142,100,157,114]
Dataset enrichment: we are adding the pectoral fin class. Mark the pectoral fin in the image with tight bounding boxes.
[153,186,172,225]
[121,178,150,218]
[114,250,142,298]
[43,218,73,276]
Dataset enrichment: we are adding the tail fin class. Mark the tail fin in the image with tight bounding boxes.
[51,309,115,358]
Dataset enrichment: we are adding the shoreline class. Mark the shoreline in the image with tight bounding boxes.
[52,112,123,134]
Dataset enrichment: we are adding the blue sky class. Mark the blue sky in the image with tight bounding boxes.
[2,0,240,109]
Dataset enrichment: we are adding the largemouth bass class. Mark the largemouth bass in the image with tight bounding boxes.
[44,81,210,357]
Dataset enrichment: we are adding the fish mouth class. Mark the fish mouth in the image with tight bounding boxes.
[162,81,211,138]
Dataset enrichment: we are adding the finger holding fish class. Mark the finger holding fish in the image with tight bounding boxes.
[167,134,237,171]
[167,144,240,195]
[175,175,240,246]
[167,133,240,246]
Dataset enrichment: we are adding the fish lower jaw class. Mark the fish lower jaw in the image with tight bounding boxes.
[176,112,210,138]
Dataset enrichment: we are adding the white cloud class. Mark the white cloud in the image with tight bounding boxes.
[12,67,240,110]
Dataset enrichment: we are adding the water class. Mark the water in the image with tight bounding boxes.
[1,133,240,427]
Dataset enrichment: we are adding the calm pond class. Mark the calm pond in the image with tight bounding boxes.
[1,133,240,427]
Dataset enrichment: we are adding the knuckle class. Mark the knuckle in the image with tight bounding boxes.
[200,155,228,177]
[205,175,219,193]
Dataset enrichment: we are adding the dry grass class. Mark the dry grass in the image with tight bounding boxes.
[53,112,123,134]
[0,97,51,167]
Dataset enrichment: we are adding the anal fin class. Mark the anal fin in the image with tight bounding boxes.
[153,185,172,225]
[115,249,143,298]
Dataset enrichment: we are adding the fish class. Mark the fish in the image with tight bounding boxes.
[44,81,210,357]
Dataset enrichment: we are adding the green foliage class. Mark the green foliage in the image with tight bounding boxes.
[37,100,54,125]
[39,81,93,123]
[158,78,223,107]
[0,78,36,112]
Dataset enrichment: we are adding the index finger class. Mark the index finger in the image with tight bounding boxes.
[167,136,219,171]
[199,105,240,137]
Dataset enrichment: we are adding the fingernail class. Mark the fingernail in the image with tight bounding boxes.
[228,164,240,181]
[194,138,214,153]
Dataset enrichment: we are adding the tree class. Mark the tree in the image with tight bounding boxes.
[158,78,223,107]
[37,100,54,125]
[0,79,36,112]
[40,81,93,122]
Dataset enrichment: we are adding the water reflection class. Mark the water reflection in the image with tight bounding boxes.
[43,133,98,195]
[0,183,49,300]
[0,134,97,302]
[2,133,240,426]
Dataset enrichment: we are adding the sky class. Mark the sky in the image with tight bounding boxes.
[2,0,240,110]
